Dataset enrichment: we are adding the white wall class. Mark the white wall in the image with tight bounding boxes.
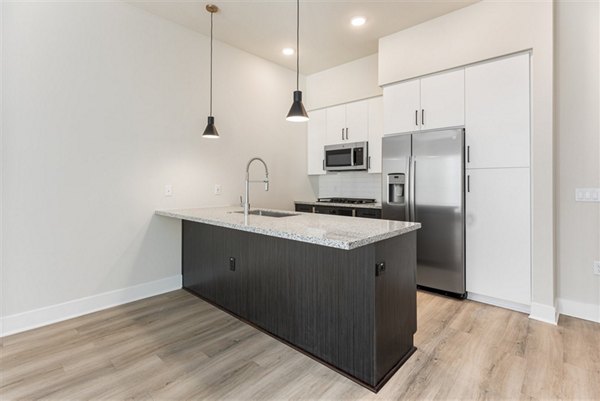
[306,53,380,111]
[555,0,600,323]
[1,1,314,330]
[378,0,555,321]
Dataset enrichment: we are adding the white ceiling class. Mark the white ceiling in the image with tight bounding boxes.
[128,0,479,75]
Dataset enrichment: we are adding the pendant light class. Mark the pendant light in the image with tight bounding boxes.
[203,4,219,138]
[286,0,309,122]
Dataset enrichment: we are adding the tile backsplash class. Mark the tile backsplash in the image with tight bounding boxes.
[317,172,382,201]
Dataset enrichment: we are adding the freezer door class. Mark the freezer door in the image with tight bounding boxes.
[412,129,465,295]
[381,134,412,221]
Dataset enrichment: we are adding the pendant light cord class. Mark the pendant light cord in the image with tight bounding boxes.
[296,0,300,90]
[210,11,214,116]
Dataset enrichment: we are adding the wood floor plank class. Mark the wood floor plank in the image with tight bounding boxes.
[1,290,600,401]
[521,320,565,400]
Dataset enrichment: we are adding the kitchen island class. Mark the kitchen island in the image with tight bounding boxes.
[156,207,420,392]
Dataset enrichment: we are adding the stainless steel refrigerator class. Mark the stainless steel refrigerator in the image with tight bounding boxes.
[381,128,466,297]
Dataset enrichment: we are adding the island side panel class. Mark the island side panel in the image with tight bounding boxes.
[182,221,248,314]
[374,231,417,384]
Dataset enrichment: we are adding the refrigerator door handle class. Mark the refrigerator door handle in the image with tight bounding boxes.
[404,156,412,221]
[410,156,416,221]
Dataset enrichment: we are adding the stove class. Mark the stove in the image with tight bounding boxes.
[317,197,376,205]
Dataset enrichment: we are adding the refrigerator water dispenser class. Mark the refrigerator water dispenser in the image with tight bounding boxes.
[388,174,405,204]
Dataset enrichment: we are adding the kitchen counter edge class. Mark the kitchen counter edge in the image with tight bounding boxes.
[155,207,419,250]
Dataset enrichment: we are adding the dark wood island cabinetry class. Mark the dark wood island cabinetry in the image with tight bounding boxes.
[181,219,417,392]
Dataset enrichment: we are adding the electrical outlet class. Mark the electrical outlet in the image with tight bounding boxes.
[164,184,173,197]
[593,261,600,276]
[214,184,222,195]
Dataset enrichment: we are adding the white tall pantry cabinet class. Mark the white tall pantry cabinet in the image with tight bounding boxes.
[465,55,530,169]
[465,53,532,308]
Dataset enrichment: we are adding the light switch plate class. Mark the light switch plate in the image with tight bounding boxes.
[593,261,600,276]
[575,188,600,202]
[214,184,222,195]
[164,184,173,197]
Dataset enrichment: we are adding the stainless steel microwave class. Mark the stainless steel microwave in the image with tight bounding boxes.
[324,141,368,171]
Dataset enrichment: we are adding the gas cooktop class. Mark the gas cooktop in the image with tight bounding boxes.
[317,197,376,205]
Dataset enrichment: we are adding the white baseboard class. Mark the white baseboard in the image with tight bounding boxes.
[529,302,559,325]
[0,275,182,338]
[467,292,531,314]
[558,298,600,324]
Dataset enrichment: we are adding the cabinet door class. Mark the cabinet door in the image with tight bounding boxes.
[465,167,531,305]
[465,54,530,168]
[383,79,420,135]
[355,208,381,219]
[367,97,383,173]
[420,69,465,131]
[325,104,346,145]
[345,100,369,142]
[295,203,314,213]
[307,109,326,175]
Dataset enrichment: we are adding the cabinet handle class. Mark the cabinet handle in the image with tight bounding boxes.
[341,128,344,140]
[368,156,371,169]
[421,109,425,125]
[467,146,470,163]
[345,128,348,140]
[322,159,325,170]
[467,175,471,193]
[415,110,418,126]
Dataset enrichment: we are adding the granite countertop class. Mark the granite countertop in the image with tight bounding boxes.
[156,206,419,250]
[294,200,382,209]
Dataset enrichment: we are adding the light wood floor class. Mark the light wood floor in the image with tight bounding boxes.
[1,290,599,400]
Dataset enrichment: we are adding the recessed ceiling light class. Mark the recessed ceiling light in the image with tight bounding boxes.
[282,47,295,56]
[351,16,366,27]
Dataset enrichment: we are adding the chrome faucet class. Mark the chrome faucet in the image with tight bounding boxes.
[244,157,269,222]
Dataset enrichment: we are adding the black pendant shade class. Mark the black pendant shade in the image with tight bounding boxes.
[286,90,308,122]
[203,5,219,138]
[203,116,219,138]
[286,0,308,123]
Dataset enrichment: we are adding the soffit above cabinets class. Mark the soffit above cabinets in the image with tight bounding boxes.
[126,0,479,75]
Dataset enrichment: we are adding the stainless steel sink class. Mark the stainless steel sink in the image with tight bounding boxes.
[233,209,298,218]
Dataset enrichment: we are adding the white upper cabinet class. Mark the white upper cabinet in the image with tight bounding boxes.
[345,101,369,142]
[420,69,465,131]
[383,79,420,135]
[307,109,326,175]
[465,53,530,169]
[367,97,383,173]
[325,105,346,145]
[383,69,464,135]
[326,101,369,144]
